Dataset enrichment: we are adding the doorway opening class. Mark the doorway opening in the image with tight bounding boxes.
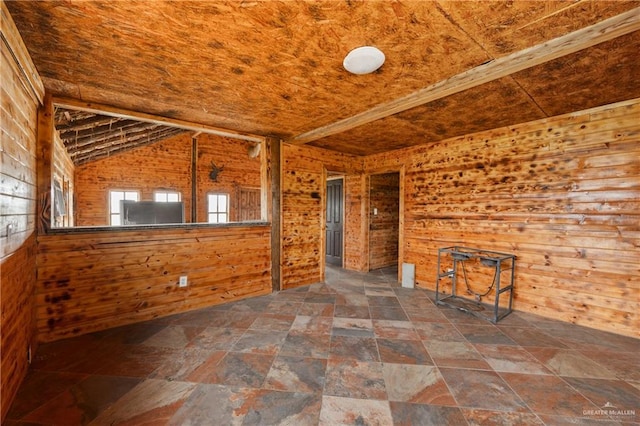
[368,172,400,275]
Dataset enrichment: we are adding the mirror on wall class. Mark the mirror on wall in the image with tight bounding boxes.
[51,104,265,228]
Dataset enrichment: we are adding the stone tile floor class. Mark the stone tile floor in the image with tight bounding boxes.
[6,266,639,425]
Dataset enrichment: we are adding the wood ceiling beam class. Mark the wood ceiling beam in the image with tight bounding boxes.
[289,7,640,145]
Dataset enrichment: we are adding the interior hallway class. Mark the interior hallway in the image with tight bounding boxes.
[5,266,639,425]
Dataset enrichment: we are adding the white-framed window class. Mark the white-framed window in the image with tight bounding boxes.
[154,191,181,202]
[207,193,229,223]
[109,190,139,225]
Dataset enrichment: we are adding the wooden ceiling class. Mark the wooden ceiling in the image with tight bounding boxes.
[7,1,640,160]
[54,107,188,165]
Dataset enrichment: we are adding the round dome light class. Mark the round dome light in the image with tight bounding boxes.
[343,46,385,75]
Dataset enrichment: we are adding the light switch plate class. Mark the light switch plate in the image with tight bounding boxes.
[179,276,188,287]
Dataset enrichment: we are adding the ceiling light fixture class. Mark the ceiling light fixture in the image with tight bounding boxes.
[343,46,385,75]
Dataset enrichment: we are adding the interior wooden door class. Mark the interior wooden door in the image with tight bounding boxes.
[238,187,261,221]
[325,178,343,266]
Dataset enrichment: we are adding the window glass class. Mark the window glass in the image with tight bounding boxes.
[109,190,139,225]
[154,191,181,202]
[208,193,229,223]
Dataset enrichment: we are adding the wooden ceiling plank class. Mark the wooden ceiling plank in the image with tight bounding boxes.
[67,131,172,157]
[60,120,161,144]
[55,114,123,132]
[71,128,186,164]
[53,96,265,143]
[63,127,167,151]
[73,131,182,161]
[68,127,185,158]
[290,7,640,145]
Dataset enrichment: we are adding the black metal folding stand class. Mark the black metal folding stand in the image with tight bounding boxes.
[435,246,516,323]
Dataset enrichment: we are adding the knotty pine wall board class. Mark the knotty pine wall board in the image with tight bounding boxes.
[0,236,37,421]
[195,134,261,222]
[74,133,260,225]
[35,225,271,342]
[363,99,639,337]
[0,1,43,420]
[369,173,400,270]
[0,84,37,254]
[343,174,368,272]
[281,143,362,289]
[74,134,192,226]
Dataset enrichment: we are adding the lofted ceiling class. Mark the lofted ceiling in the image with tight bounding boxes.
[6,1,640,161]
[53,107,188,165]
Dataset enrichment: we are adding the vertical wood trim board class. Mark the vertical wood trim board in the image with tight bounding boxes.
[320,168,328,279]
[363,98,640,337]
[398,165,406,282]
[268,137,282,292]
[36,94,53,234]
[191,135,198,223]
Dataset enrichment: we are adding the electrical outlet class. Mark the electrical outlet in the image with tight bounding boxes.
[179,276,188,287]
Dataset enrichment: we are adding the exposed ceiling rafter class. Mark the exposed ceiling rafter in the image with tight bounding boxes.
[54,97,265,144]
[70,127,187,165]
[53,97,266,166]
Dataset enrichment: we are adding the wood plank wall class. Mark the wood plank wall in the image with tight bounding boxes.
[369,173,400,270]
[196,134,262,222]
[36,225,272,342]
[74,133,260,225]
[363,99,640,337]
[0,1,44,420]
[281,143,361,288]
[344,174,368,272]
[74,133,192,225]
